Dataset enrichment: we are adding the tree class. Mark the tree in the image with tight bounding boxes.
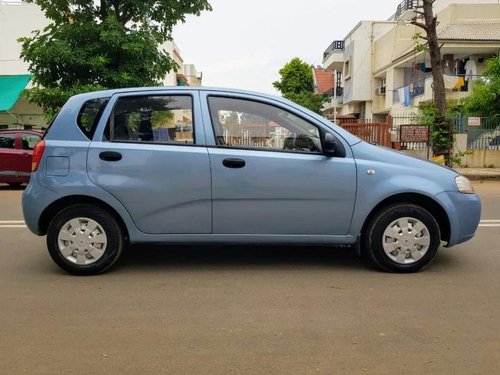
[462,55,500,116]
[19,0,212,117]
[411,0,452,164]
[273,57,327,114]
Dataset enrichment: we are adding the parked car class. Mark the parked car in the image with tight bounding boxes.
[0,129,43,187]
[468,129,500,150]
[488,134,500,150]
[22,87,481,275]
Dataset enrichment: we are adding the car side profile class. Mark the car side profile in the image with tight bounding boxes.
[0,129,43,187]
[22,87,481,275]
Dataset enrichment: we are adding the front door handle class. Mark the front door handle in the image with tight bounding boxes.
[223,158,246,168]
[99,151,122,162]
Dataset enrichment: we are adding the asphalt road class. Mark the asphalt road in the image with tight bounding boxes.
[0,182,499,374]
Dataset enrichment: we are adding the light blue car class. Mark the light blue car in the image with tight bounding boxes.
[22,87,481,275]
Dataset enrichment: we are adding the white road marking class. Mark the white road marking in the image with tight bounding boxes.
[0,221,27,229]
[479,219,500,227]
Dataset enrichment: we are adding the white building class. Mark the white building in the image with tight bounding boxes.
[322,0,500,121]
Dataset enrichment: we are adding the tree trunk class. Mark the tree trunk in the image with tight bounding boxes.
[413,0,453,164]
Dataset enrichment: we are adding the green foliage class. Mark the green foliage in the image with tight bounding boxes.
[273,57,327,114]
[284,92,328,115]
[416,101,458,164]
[449,150,472,168]
[462,55,500,116]
[412,32,429,53]
[20,0,212,118]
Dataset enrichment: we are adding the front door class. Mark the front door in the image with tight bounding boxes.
[204,95,356,235]
[87,92,211,234]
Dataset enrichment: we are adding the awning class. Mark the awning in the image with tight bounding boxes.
[0,74,32,111]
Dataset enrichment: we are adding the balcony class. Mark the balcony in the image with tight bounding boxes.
[323,40,345,60]
[323,40,345,71]
[395,0,421,20]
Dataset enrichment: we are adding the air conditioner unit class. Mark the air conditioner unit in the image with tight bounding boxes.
[375,86,386,96]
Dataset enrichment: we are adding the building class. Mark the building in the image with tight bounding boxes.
[0,1,48,128]
[0,0,202,129]
[322,0,500,121]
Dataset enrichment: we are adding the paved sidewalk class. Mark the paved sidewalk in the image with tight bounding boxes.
[454,168,500,181]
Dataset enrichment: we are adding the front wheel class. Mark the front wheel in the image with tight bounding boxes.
[362,204,441,273]
[47,204,124,275]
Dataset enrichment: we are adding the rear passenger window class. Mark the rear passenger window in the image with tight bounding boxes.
[77,98,110,139]
[0,133,16,149]
[105,95,194,144]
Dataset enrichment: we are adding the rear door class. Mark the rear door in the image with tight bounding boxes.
[87,91,212,234]
[0,132,19,180]
[18,132,42,178]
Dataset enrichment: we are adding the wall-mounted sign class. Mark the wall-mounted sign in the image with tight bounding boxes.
[400,125,429,143]
[468,117,481,127]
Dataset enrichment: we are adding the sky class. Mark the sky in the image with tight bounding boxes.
[172,0,401,94]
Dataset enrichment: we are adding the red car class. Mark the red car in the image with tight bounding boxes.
[0,129,43,187]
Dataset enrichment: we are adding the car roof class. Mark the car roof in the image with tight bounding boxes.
[0,129,43,134]
[70,86,284,102]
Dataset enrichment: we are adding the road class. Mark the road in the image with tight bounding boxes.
[0,182,499,374]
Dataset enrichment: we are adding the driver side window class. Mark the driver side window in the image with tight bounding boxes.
[207,96,322,153]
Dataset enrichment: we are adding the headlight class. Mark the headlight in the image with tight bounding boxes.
[455,175,475,194]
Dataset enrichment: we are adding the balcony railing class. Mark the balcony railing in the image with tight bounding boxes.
[395,0,421,19]
[323,40,345,60]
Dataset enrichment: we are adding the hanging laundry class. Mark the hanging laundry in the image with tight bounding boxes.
[443,75,465,90]
[464,58,477,81]
[397,87,405,105]
[415,63,432,73]
[403,85,412,107]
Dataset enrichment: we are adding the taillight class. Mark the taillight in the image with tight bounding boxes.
[32,140,46,172]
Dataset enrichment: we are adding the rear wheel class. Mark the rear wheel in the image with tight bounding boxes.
[47,204,124,275]
[8,183,22,189]
[362,204,441,273]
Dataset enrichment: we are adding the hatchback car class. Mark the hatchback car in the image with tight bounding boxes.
[22,87,481,275]
[0,129,43,187]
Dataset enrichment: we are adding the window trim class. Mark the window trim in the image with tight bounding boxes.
[105,94,196,146]
[76,97,110,140]
[206,95,325,155]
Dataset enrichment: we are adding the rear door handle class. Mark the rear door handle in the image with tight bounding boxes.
[222,158,246,168]
[99,151,122,162]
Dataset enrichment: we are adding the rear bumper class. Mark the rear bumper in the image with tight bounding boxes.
[22,174,60,235]
[436,191,481,247]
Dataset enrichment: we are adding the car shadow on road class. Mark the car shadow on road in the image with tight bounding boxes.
[114,244,368,273]
[0,183,26,190]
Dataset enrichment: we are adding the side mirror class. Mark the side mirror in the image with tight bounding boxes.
[322,132,346,157]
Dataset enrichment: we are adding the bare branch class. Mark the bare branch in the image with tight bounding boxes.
[411,20,429,32]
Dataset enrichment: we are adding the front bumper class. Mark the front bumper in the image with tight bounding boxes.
[436,191,481,247]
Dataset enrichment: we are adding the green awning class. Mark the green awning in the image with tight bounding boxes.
[0,74,32,111]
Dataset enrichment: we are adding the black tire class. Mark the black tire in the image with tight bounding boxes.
[47,204,124,275]
[362,203,441,273]
[8,183,22,189]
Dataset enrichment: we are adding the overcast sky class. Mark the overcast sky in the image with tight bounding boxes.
[172,0,400,94]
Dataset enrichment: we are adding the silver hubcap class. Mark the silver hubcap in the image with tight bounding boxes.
[57,218,107,265]
[382,217,431,265]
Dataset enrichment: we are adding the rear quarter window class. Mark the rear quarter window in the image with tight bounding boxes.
[77,98,110,139]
